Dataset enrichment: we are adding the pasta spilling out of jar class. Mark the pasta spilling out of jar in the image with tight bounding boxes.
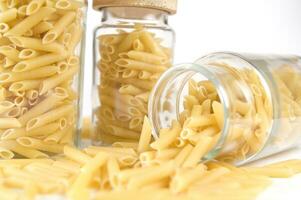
[95,25,172,143]
[0,119,300,199]
[162,61,301,164]
[0,0,85,158]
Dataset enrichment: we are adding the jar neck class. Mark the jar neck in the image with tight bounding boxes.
[101,7,169,27]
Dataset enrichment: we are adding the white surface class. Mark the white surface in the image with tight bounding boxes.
[79,0,301,199]
[252,147,301,200]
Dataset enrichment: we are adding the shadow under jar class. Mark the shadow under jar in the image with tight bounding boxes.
[0,0,87,159]
[92,0,177,145]
[149,52,301,165]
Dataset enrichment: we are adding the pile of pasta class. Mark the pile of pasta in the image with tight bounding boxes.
[0,117,301,200]
[0,0,84,158]
[95,25,171,143]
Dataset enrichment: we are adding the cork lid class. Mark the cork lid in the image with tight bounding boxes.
[93,0,177,15]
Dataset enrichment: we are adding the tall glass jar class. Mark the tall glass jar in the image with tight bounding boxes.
[149,52,301,165]
[0,0,87,158]
[92,0,177,144]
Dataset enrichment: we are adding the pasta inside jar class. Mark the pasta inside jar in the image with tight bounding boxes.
[94,23,173,144]
[149,53,301,165]
[0,0,86,158]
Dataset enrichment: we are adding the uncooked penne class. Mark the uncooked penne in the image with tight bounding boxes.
[9,36,66,54]
[43,11,76,44]
[26,105,74,130]
[13,53,67,72]
[0,118,21,129]
[0,66,59,83]
[39,65,78,95]
[0,8,17,23]
[127,51,168,65]
[26,0,45,15]
[116,58,166,73]
[95,25,172,143]
[5,7,56,36]
[150,121,181,150]
[138,116,153,153]
[0,0,84,160]
[55,0,84,10]
[17,137,64,154]
[18,89,68,125]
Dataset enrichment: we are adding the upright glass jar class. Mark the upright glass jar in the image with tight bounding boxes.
[92,0,177,144]
[0,0,87,158]
[149,52,301,165]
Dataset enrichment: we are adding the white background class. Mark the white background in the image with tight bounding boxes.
[83,0,301,115]
[82,1,301,199]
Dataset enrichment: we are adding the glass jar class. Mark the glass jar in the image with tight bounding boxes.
[0,0,87,158]
[92,0,177,144]
[149,52,301,165]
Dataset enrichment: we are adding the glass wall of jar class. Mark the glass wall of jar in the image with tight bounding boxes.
[149,52,301,165]
[0,0,87,158]
[92,0,177,144]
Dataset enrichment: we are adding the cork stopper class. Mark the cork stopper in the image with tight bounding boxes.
[93,0,177,15]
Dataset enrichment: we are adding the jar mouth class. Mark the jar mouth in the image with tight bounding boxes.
[148,62,231,161]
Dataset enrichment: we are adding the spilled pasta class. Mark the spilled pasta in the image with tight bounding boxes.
[0,117,300,199]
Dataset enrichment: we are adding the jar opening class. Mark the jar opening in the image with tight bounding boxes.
[148,63,231,161]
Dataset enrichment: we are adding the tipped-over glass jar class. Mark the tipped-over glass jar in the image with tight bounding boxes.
[0,0,87,158]
[149,52,301,165]
[92,0,177,144]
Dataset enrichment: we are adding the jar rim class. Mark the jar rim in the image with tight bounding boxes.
[148,62,231,162]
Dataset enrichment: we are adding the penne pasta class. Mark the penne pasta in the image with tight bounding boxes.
[26,0,46,15]
[0,8,17,23]
[26,104,74,130]
[137,116,153,153]
[0,45,20,62]
[127,50,168,65]
[43,11,76,44]
[68,152,108,199]
[95,25,172,142]
[17,137,64,154]
[150,121,181,150]
[32,21,54,35]
[18,89,68,125]
[0,118,21,129]
[5,7,56,36]
[55,0,84,10]
[39,65,78,95]
[13,53,67,72]
[9,36,66,54]
[0,0,84,159]
[182,135,213,167]
[18,48,40,59]
[140,31,166,57]
[0,66,59,83]
[116,58,167,73]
